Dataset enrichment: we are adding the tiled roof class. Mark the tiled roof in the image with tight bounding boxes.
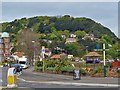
[14,52,24,58]
[51,55,61,59]
[85,52,101,57]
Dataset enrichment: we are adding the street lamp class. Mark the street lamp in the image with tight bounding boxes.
[32,40,35,65]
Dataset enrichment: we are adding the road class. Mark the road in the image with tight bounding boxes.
[0,66,119,89]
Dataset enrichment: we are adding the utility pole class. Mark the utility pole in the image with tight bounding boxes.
[42,46,45,72]
[94,43,109,77]
[103,43,106,77]
[32,41,36,66]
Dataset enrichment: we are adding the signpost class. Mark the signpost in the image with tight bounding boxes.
[42,46,45,72]
[32,40,36,66]
[94,43,109,77]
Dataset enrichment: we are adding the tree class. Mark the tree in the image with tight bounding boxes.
[65,42,84,57]
[15,29,41,66]
[50,27,56,33]
[101,34,112,44]
[75,30,86,38]
[64,30,70,38]
[106,43,119,59]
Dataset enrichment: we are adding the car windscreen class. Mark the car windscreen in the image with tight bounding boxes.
[19,61,26,64]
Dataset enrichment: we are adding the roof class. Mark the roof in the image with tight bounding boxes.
[14,52,24,58]
[60,53,67,56]
[45,48,50,52]
[85,52,101,57]
[66,38,76,41]
[1,32,9,38]
[51,55,61,59]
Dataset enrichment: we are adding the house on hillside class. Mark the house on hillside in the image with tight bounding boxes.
[70,34,76,38]
[51,54,61,60]
[44,48,52,57]
[61,35,66,39]
[65,38,77,44]
[51,53,67,60]
[82,34,99,41]
[68,55,74,59]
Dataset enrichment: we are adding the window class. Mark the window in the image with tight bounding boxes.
[0,50,3,54]
[5,50,9,54]
[19,61,26,64]
[4,38,9,42]
[5,44,9,48]
[0,44,3,48]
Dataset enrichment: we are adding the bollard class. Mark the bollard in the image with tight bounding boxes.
[7,67,17,88]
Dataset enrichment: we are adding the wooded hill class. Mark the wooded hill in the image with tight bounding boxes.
[2,15,117,39]
[1,15,119,59]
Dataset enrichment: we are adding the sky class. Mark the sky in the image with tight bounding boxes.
[0,0,119,37]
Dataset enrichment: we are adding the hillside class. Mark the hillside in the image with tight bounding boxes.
[2,15,117,39]
[1,15,119,58]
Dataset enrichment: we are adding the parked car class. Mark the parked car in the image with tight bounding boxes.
[11,64,22,73]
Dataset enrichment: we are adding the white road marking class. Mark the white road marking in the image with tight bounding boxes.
[17,72,22,76]
[17,77,119,87]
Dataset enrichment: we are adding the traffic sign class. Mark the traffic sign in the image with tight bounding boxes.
[42,46,45,54]
[94,49,109,51]
[94,49,103,51]
[96,44,100,49]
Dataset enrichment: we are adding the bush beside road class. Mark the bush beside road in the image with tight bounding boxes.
[34,60,119,78]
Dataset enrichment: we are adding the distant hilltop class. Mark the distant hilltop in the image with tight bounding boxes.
[1,15,118,41]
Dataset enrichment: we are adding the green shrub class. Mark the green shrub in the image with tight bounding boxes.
[54,60,73,72]
[61,65,74,72]
[106,63,112,68]
[34,66,43,70]
[93,67,103,74]
[35,60,43,67]
[46,60,56,68]
[80,69,87,76]
[46,67,55,71]
[117,69,120,74]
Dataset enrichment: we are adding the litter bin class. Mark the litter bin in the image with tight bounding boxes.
[7,67,17,88]
[73,69,81,80]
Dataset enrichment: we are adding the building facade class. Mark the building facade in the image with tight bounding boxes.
[0,32,10,62]
[0,38,4,61]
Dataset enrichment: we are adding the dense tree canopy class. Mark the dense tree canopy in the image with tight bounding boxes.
[1,15,119,59]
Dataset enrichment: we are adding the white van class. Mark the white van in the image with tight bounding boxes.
[18,57,29,69]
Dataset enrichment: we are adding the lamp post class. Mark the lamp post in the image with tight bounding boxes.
[32,40,35,66]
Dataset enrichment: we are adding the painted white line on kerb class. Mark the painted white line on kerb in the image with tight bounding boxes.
[17,78,119,87]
